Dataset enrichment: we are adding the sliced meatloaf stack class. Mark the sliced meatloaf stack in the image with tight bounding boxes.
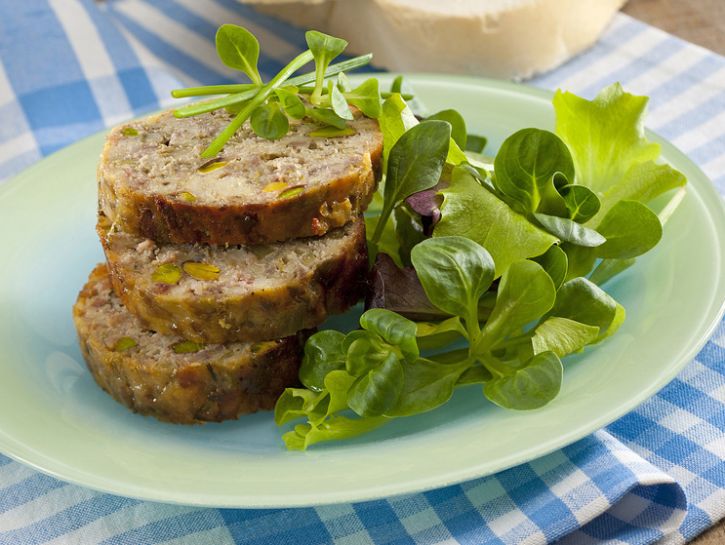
[74,107,382,423]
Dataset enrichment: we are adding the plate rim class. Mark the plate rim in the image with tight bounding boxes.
[1,74,724,508]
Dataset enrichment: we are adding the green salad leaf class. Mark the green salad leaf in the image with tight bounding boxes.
[553,83,659,193]
[531,245,568,289]
[348,351,404,417]
[307,106,348,129]
[561,243,597,281]
[379,93,419,169]
[533,213,606,248]
[359,308,419,361]
[475,260,556,352]
[493,128,575,214]
[345,78,382,118]
[553,83,686,221]
[595,200,663,259]
[531,317,599,357]
[372,121,451,244]
[435,167,558,277]
[283,413,386,450]
[250,101,289,140]
[215,24,262,85]
[386,358,469,417]
[411,237,495,337]
[305,30,348,105]
[484,351,563,410]
[274,388,326,427]
[594,161,686,221]
[547,278,625,342]
[329,81,354,120]
[559,184,601,223]
[415,316,468,349]
[466,134,487,153]
[274,87,306,119]
[299,330,347,391]
[428,109,467,149]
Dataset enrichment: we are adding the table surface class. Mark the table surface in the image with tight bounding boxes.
[621,2,725,543]
[623,0,725,55]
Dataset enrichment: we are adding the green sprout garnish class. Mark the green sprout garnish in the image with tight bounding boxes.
[170,25,394,157]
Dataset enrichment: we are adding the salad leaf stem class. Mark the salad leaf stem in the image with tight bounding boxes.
[480,356,510,379]
[171,84,256,98]
[174,94,253,118]
[657,187,687,225]
[173,54,373,118]
[287,53,372,86]
[426,348,471,364]
[296,85,412,100]
[173,55,372,98]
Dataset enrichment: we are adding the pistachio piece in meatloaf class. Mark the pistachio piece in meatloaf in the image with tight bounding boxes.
[98,215,368,344]
[98,108,383,245]
[73,265,306,424]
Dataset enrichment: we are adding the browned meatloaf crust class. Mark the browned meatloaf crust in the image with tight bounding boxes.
[98,108,383,245]
[98,215,368,344]
[73,265,306,424]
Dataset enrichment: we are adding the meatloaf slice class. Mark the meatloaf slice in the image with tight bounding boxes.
[73,265,305,424]
[98,214,368,344]
[98,108,382,245]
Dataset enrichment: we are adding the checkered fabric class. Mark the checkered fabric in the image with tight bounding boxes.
[0,1,723,544]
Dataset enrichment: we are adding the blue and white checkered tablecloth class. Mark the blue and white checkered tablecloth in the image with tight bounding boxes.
[0,1,723,544]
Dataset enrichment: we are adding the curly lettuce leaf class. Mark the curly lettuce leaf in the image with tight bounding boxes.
[553,83,686,223]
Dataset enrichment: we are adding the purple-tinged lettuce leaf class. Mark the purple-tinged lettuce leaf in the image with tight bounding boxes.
[366,253,449,321]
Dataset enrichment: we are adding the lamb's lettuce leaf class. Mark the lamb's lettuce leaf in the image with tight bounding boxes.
[474,260,556,352]
[531,317,600,357]
[411,237,495,331]
[595,200,662,259]
[533,213,606,247]
[532,245,568,289]
[483,351,563,410]
[493,128,574,214]
[547,277,625,342]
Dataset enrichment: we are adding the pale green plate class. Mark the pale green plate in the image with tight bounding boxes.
[0,75,723,508]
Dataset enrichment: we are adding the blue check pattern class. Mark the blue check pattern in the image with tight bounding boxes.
[0,1,723,544]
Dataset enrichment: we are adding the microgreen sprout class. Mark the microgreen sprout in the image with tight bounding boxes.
[171,25,385,156]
